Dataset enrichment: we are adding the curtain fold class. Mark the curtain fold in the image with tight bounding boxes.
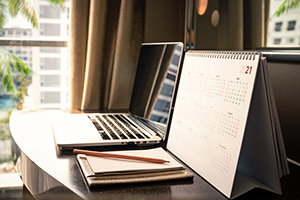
[69,0,90,110]
[69,0,145,111]
[217,0,270,50]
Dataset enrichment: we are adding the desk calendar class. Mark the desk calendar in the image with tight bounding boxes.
[167,51,289,199]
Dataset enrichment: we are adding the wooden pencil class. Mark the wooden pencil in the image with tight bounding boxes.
[73,149,170,164]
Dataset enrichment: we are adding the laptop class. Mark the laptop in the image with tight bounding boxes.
[53,42,184,149]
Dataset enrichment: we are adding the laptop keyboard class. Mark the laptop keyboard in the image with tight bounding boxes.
[131,116,166,136]
[88,114,150,140]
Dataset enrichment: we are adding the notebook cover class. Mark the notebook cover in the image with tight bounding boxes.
[77,154,193,187]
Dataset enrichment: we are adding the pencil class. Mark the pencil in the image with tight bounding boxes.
[73,149,170,164]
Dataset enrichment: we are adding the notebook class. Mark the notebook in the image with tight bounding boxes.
[76,147,194,187]
[52,42,184,149]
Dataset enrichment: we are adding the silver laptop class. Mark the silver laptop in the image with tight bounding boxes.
[53,42,184,149]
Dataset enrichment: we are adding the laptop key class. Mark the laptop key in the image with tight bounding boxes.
[123,129,136,139]
[89,119,111,140]
[91,121,102,130]
[117,115,149,139]
[107,114,137,139]
[99,131,111,140]
[104,115,129,139]
[96,116,119,140]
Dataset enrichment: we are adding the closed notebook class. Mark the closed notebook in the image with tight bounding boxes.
[76,147,193,187]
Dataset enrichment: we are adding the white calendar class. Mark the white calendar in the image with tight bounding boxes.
[167,51,289,199]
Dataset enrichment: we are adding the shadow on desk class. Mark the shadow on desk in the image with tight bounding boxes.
[0,186,35,200]
[236,162,300,200]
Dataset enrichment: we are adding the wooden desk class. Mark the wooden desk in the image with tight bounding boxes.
[9,110,300,199]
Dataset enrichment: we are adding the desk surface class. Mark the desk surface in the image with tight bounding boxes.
[9,110,300,200]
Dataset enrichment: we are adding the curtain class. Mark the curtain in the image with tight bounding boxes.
[217,0,270,50]
[69,0,145,112]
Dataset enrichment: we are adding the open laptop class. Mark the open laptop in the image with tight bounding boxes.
[53,42,184,149]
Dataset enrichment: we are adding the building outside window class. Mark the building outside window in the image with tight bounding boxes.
[275,22,283,31]
[0,0,70,191]
[268,0,300,46]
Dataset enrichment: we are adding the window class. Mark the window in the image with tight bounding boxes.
[274,38,281,44]
[40,57,44,69]
[40,75,61,87]
[40,23,60,36]
[0,0,70,186]
[40,5,61,19]
[275,22,282,31]
[268,0,300,47]
[40,75,44,86]
[40,92,61,103]
[40,24,44,35]
[287,38,294,44]
[40,92,44,102]
[287,20,296,31]
[40,5,44,18]
[40,47,60,53]
[41,58,61,70]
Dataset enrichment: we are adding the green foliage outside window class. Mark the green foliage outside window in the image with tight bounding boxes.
[0,0,65,113]
[275,0,299,17]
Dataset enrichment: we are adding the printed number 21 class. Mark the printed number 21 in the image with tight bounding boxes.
[241,66,252,74]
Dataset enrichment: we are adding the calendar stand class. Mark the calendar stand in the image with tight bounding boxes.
[167,51,289,199]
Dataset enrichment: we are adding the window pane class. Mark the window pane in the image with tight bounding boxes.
[0,0,70,179]
[40,5,61,19]
[268,0,300,46]
[275,22,282,31]
[41,91,61,103]
[40,23,61,36]
[41,75,61,87]
[287,20,296,31]
[41,58,61,70]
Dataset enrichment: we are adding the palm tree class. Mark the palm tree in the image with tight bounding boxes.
[0,0,65,93]
[275,0,299,17]
[0,48,32,92]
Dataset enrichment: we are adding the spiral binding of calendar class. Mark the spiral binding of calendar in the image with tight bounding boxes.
[187,51,259,60]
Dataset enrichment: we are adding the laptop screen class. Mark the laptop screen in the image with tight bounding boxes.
[128,42,183,127]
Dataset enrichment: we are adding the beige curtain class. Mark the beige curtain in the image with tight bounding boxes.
[68,0,145,112]
[217,0,270,50]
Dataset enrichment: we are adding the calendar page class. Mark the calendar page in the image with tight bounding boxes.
[167,51,260,197]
